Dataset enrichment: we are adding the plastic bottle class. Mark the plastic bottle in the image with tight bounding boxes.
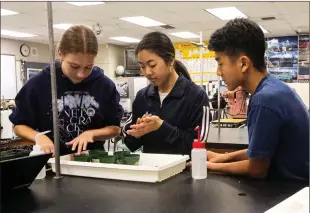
[191,126,207,179]
[29,130,51,180]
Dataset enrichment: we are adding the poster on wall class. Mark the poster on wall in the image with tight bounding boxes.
[115,78,129,98]
[174,41,216,84]
[298,35,309,82]
[266,36,298,83]
[174,42,215,59]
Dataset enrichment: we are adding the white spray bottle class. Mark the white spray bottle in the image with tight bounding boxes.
[29,130,51,180]
[191,126,207,179]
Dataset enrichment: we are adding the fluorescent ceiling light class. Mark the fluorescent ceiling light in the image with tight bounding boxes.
[205,7,247,20]
[1,30,37,37]
[169,32,200,39]
[66,2,105,6]
[259,25,269,34]
[119,16,165,27]
[54,23,73,30]
[109,36,140,43]
[1,8,19,16]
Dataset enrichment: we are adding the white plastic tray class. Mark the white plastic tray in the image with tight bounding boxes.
[264,187,309,213]
[48,152,189,183]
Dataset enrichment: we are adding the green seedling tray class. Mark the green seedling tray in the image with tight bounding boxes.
[99,155,116,164]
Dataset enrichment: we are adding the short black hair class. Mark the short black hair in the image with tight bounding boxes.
[208,18,266,72]
[135,31,191,81]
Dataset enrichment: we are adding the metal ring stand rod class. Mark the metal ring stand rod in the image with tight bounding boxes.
[190,32,208,87]
[217,76,221,140]
[199,31,203,87]
[47,2,62,179]
[191,32,221,142]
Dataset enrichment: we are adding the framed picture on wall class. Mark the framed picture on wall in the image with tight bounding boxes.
[26,68,42,81]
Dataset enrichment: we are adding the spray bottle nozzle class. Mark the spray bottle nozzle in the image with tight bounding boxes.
[35,130,51,145]
[195,126,201,142]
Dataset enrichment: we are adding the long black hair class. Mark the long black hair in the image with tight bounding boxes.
[135,31,191,81]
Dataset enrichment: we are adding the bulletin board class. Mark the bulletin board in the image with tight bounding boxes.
[266,35,310,83]
[298,35,309,82]
[174,41,218,84]
[1,54,17,99]
[266,36,298,83]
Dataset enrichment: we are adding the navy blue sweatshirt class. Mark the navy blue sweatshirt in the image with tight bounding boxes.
[9,61,123,155]
[123,75,210,157]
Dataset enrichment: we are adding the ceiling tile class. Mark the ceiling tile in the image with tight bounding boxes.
[282,13,309,28]
[273,2,309,15]
[0,2,308,44]
[238,2,279,18]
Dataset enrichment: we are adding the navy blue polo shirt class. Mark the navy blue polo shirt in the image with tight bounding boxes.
[247,73,309,181]
[123,75,210,157]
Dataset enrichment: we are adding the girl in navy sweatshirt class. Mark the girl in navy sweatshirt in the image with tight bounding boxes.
[10,25,123,155]
[123,32,210,157]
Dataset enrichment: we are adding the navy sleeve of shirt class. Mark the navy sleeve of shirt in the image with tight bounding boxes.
[104,83,124,127]
[9,81,38,129]
[152,90,210,155]
[247,106,283,158]
[123,92,143,152]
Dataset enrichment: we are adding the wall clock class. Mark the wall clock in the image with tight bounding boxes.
[20,44,30,57]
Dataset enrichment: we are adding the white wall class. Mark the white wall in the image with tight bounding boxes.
[109,44,125,79]
[95,43,124,81]
[287,83,309,108]
[1,38,51,63]
[1,38,125,80]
